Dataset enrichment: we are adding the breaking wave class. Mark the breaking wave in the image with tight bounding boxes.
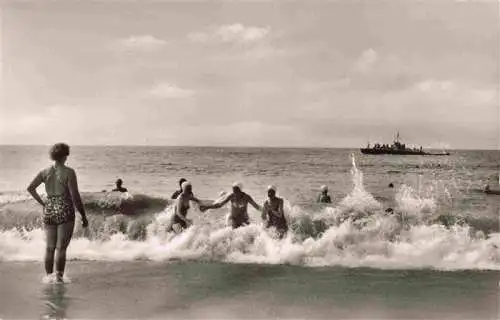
[1,155,498,271]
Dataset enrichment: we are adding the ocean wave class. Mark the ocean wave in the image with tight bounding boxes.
[0,211,498,270]
[0,192,33,204]
[0,155,498,271]
[81,192,170,215]
[0,192,170,230]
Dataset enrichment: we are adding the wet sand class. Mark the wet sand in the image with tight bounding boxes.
[1,261,499,319]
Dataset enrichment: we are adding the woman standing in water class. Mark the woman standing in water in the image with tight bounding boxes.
[27,143,88,283]
[201,182,261,228]
[262,185,288,239]
[169,181,202,233]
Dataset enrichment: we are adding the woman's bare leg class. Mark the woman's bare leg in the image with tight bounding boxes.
[44,224,57,275]
[55,221,75,279]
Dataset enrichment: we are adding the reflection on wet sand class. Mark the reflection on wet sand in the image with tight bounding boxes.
[41,284,69,320]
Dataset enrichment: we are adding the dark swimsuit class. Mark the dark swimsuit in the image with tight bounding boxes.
[230,213,250,229]
[171,202,190,230]
[318,194,332,204]
[229,200,250,228]
[264,200,288,238]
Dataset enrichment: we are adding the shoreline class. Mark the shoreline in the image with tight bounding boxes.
[1,261,498,319]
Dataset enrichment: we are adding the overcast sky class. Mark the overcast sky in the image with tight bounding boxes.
[1,0,498,149]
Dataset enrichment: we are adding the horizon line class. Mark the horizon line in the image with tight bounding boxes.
[0,144,498,151]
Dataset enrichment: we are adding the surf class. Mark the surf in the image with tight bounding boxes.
[0,155,498,271]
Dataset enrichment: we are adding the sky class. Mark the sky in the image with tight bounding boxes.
[1,0,498,149]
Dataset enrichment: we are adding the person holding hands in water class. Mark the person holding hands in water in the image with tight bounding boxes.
[171,178,187,200]
[201,182,261,228]
[169,181,202,233]
[262,185,288,238]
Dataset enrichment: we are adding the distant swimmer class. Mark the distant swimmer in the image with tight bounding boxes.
[385,183,396,212]
[262,185,288,238]
[27,143,88,283]
[171,178,187,200]
[201,182,261,228]
[317,185,332,204]
[112,179,128,193]
[169,181,201,233]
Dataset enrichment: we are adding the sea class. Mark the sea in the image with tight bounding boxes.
[0,145,498,319]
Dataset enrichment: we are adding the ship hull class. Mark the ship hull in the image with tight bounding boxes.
[360,148,449,156]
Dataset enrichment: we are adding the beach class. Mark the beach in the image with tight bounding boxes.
[3,0,499,318]
[1,261,498,319]
[1,146,499,319]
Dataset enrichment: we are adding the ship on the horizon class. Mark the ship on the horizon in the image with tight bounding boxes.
[360,132,450,156]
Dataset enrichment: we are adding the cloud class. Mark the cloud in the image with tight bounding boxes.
[415,79,455,92]
[173,121,302,147]
[148,83,195,99]
[116,35,167,51]
[300,79,352,94]
[412,79,496,105]
[188,24,269,44]
[216,24,269,43]
[292,77,496,126]
[187,32,210,43]
[354,48,378,73]
[0,105,126,145]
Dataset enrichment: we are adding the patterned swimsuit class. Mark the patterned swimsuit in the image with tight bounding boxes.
[42,166,75,225]
[43,194,75,225]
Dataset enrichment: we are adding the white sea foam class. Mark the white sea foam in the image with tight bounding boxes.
[1,155,498,271]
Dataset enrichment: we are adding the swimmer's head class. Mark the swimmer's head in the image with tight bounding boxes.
[49,143,70,163]
[388,183,394,188]
[232,182,243,193]
[181,181,192,193]
[267,185,277,197]
[320,185,328,193]
[116,179,123,186]
[178,178,187,188]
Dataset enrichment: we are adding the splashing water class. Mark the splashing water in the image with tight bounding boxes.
[0,155,499,271]
[42,273,72,285]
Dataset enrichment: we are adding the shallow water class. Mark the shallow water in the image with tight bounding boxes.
[0,146,499,318]
[0,261,498,319]
[1,147,499,270]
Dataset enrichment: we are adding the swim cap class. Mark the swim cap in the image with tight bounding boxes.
[181,181,192,191]
[267,185,277,192]
[232,182,243,190]
[321,185,328,191]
